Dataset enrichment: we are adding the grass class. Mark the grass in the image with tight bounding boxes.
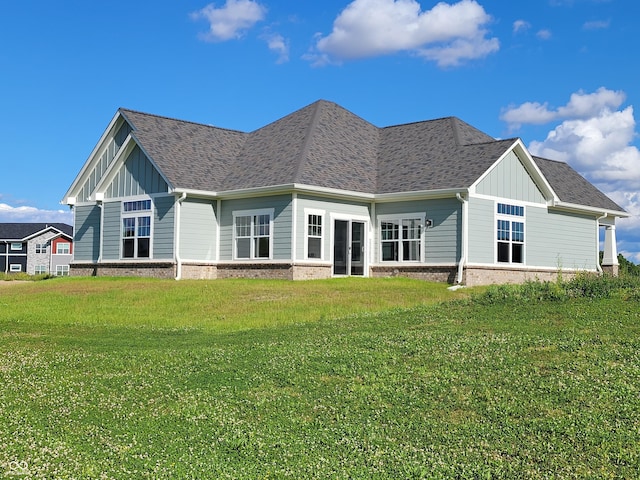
[0,276,639,478]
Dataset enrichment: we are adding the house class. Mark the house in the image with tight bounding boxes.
[61,100,628,286]
[0,223,73,275]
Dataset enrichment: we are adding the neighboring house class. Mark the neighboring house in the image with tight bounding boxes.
[61,100,628,286]
[0,223,73,275]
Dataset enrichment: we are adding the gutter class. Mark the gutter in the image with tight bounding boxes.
[455,192,468,284]
[175,192,187,280]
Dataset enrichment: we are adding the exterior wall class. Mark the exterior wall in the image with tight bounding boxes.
[374,198,460,264]
[467,197,495,264]
[153,195,175,259]
[179,198,217,261]
[527,207,598,270]
[464,266,583,287]
[475,151,546,203]
[295,195,370,262]
[102,201,121,260]
[77,120,131,202]
[105,146,168,198]
[371,265,457,283]
[73,205,101,262]
[218,195,292,261]
[27,233,54,274]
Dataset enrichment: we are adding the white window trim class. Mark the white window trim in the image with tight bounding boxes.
[495,202,526,265]
[304,208,325,261]
[9,264,21,272]
[56,242,70,255]
[35,265,48,274]
[10,243,22,251]
[121,197,154,259]
[232,208,275,260]
[377,212,426,264]
[56,265,70,276]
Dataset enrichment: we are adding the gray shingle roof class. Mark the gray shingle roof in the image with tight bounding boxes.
[117,100,625,213]
[0,223,73,240]
[532,156,624,212]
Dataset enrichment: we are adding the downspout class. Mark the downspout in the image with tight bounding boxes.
[595,212,607,274]
[97,201,104,263]
[175,192,187,280]
[455,193,468,284]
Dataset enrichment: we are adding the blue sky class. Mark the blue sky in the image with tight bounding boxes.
[1,0,638,261]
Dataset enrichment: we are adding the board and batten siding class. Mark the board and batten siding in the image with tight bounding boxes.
[467,197,495,264]
[475,151,546,204]
[218,195,292,261]
[374,198,460,264]
[105,146,168,199]
[526,207,597,270]
[77,121,131,202]
[295,195,370,261]
[179,198,217,261]
[73,205,101,262]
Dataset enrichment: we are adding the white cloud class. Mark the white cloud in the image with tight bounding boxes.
[536,29,552,40]
[191,0,266,42]
[583,19,610,30]
[263,33,289,64]
[504,88,640,262]
[500,87,626,129]
[306,0,499,67]
[0,203,73,224]
[513,20,531,34]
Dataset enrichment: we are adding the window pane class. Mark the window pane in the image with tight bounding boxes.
[123,238,135,258]
[237,238,251,258]
[255,237,269,258]
[382,241,398,261]
[308,237,321,259]
[236,216,251,237]
[402,218,420,240]
[512,244,524,263]
[512,222,524,242]
[403,240,420,261]
[497,242,510,263]
[381,222,398,241]
[137,238,150,258]
[497,220,510,241]
[123,218,136,237]
[138,216,151,237]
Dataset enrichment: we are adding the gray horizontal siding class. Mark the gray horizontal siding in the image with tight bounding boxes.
[179,198,216,261]
[102,201,121,260]
[153,195,175,259]
[219,195,292,261]
[467,197,495,264]
[375,198,460,264]
[527,207,597,269]
[73,205,101,262]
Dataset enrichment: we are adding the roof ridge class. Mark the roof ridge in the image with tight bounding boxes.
[293,101,323,183]
[119,108,245,134]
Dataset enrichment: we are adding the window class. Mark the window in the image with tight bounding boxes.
[35,265,48,274]
[56,242,70,254]
[306,212,323,259]
[56,265,70,276]
[379,215,423,262]
[36,243,47,254]
[122,199,152,258]
[234,209,273,259]
[10,243,22,251]
[497,203,525,264]
[9,264,21,272]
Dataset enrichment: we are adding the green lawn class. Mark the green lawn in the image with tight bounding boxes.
[1,277,639,478]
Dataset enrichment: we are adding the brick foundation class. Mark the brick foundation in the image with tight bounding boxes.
[463,265,589,287]
[70,262,176,279]
[370,265,458,283]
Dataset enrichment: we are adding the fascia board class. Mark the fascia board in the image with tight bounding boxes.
[23,226,66,242]
[374,188,466,203]
[62,111,125,204]
[551,201,631,218]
